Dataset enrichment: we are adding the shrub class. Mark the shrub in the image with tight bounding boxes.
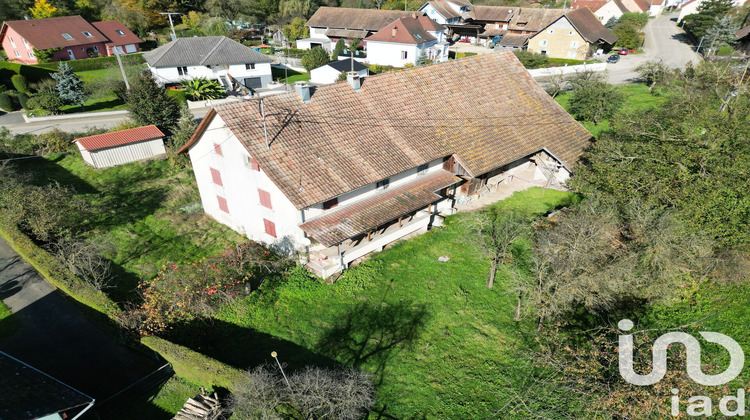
[367,64,396,74]
[26,92,64,114]
[181,78,226,100]
[716,45,734,56]
[126,74,181,133]
[0,92,14,112]
[11,74,29,93]
[33,53,145,72]
[301,46,330,72]
[513,50,550,69]
[17,93,30,109]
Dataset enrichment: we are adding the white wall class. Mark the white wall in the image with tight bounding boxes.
[310,66,368,84]
[526,62,607,77]
[309,27,330,39]
[419,3,460,24]
[594,1,623,23]
[78,138,166,169]
[366,41,424,67]
[678,0,701,20]
[296,38,332,51]
[149,62,273,88]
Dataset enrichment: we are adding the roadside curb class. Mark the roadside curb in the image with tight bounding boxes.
[22,109,129,123]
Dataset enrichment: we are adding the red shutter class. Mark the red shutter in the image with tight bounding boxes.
[217,196,229,213]
[251,156,260,171]
[210,168,223,186]
[263,218,276,237]
[258,189,272,209]
[214,143,222,156]
[323,197,338,210]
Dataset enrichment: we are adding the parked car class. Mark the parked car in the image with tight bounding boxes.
[618,49,628,55]
[607,54,621,63]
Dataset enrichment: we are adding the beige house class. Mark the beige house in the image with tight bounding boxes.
[528,8,616,59]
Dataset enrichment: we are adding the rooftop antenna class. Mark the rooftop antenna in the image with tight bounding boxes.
[160,12,180,41]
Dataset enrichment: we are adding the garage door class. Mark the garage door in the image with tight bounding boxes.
[125,44,137,53]
[244,77,262,89]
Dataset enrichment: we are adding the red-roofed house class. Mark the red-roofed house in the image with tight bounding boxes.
[365,14,449,67]
[0,15,140,65]
[74,125,166,168]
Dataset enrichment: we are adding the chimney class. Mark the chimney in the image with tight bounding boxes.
[294,82,311,103]
[346,72,361,92]
[412,12,417,19]
[392,26,398,38]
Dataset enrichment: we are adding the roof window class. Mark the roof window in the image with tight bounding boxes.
[82,31,93,37]
[415,33,422,39]
[62,33,73,40]
[115,29,125,36]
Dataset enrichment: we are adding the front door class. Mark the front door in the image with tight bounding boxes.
[67,49,75,60]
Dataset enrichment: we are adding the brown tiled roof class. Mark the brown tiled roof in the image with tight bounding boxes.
[306,7,416,31]
[424,0,463,19]
[571,0,608,11]
[1,16,109,50]
[482,25,509,36]
[736,25,750,39]
[472,6,519,22]
[508,8,567,32]
[564,8,617,44]
[366,15,439,44]
[620,0,649,12]
[612,0,631,13]
[74,125,164,151]
[498,33,530,46]
[325,28,369,38]
[91,20,141,46]
[418,14,446,31]
[299,170,461,246]
[633,0,651,11]
[182,51,592,209]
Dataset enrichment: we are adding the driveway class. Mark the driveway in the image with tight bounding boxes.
[607,12,701,84]
[0,236,167,418]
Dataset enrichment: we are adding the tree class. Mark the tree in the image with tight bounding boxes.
[301,46,330,71]
[126,74,181,133]
[183,10,209,31]
[231,364,375,420]
[618,12,648,30]
[52,62,86,109]
[29,0,59,19]
[683,0,734,40]
[182,78,226,100]
[604,16,618,30]
[512,50,549,69]
[282,17,309,43]
[331,38,346,60]
[34,48,61,64]
[11,75,29,94]
[469,210,528,290]
[26,92,64,114]
[53,239,114,291]
[201,17,228,36]
[612,23,642,49]
[704,15,740,56]
[568,79,624,124]
[635,60,672,90]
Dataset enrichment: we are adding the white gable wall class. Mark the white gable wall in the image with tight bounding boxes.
[366,41,432,67]
[419,3,460,24]
[594,1,624,23]
[148,63,273,88]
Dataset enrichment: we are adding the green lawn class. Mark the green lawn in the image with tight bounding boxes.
[271,66,311,83]
[0,301,19,343]
[555,82,667,137]
[111,377,203,420]
[162,187,578,418]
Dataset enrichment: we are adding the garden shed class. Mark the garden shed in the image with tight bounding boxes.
[73,125,166,168]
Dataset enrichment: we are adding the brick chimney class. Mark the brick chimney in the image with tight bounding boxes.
[392,26,398,38]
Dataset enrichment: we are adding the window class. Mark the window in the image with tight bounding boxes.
[417,163,429,175]
[92,45,99,52]
[258,189,272,209]
[502,24,508,30]
[115,29,125,36]
[210,168,223,186]
[9,36,15,48]
[22,38,29,49]
[494,24,500,29]
[377,178,390,189]
[414,33,422,39]
[430,9,435,14]
[540,39,548,47]
[568,31,574,35]
[570,41,579,48]
[214,143,222,156]
[400,51,408,60]
[62,33,73,40]
[217,196,229,213]
[82,31,93,37]
[28,51,34,58]
[246,155,260,171]
[263,218,276,237]
[323,197,338,210]
[548,29,554,34]
[245,63,255,70]
[177,66,188,76]
[14,51,20,57]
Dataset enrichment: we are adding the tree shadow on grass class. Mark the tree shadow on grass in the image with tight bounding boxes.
[162,318,336,374]
[62,98,125,114]
[316,296,430,387]
[12,154,98,194]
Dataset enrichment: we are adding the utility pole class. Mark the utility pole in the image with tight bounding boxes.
[160,12,180,41]
[695,35,704,53]
[113,46,130,90]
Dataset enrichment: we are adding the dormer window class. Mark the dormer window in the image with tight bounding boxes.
[376,178,390,189]
[417,164,429,175]
[116,29,125,36]
[62,33,73,40]
[82,31,93,37]
[414,33,422,39]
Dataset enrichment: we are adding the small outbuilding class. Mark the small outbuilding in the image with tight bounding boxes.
[74,125,166,169]
[310,58,369,84]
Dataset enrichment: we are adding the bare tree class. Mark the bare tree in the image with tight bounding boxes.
[53,239,114,291]
[635,60,672,91]
[469,210,528,289]
[543,73,570,99]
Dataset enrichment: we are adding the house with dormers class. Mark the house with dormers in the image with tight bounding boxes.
[0,15,140,64]
[365,14,449,67]
[178,52,592,278]
[302,7,415,51]
[528,8,616,59]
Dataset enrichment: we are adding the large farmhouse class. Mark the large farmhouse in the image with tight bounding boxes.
[179,51,592,277]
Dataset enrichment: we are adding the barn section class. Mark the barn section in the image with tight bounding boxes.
[73,125,167,169]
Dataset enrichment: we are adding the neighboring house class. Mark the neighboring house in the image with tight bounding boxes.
[272,29,287,45]
[74,125,166,168]
[735,25,750,55]
[528,8,617,59]
[177,51,592,278]
[471,6,519,44]
[419,0,473,24]
[142,36,273,90]
[365,14,449,67]
[495,33,531,50]
[0,15,140,65]
[303,7,413,51]
[570,0,614,21]
[1,350,95,420]
[593,0,631,23]
[679,0,745,21]
[648,0,665,16]
[310,58,369,84]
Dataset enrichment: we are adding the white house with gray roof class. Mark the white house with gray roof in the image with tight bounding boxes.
[143,36,273,90]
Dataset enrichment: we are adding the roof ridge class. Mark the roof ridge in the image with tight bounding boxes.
[199,36,227,65]
[146,38,178,66]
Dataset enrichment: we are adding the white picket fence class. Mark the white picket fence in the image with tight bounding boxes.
[527,62,607,78]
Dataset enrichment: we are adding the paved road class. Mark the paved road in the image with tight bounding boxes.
[608,12,701,84]
[0,107,213,135]
[0,236,166,418]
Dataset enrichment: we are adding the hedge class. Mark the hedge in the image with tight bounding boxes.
[0,62,55,86]
[0,216,121,318]
[0,93,13,112]
[141,336,244,390]
[34,53,146,72]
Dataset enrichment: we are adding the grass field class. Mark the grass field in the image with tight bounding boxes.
[271,66,311,83]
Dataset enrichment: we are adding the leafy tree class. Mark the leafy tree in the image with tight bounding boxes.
[202,17,228,36]
[231,364,375,420]
[683,0,734,40]
[704,15,740,55]
[34,48,61,64]
[29,0,59,18]
[182,78,226,100]
[301,46,330,71]
[283,17,309,43]
[74,0,100,21]
[618,12,648,29]
[52,62,86,109]
[469,210,528,290]
[278,0,319,21]
[331,38,346,60]
[568,79,624,124]
[102,0,149,35]
[336,71,348,82]
[183,10,209,31]
[126,74,181,133]
[613,23,642,49]
[604,16,618,30]
[0,92,14,112]
[635,60,672,90]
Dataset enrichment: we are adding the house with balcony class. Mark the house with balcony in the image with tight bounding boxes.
[528,8,616,59]
[419,0,473,25]
[302,7,414,51]
[365,14,449,67]
[0,15,140,64]
[178,51,591,278]
[142,36,273,90]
